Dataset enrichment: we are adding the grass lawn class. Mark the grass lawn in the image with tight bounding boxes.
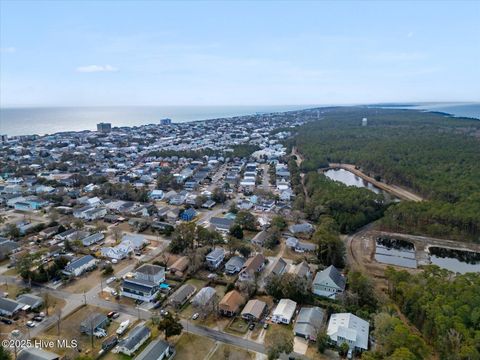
[184,277,208,290]
[0,283,23,298]
[209,343,256,360]
[62,269,104,294]
[226,317,249,334]
[40,305,116,358]
[174,333,215,360]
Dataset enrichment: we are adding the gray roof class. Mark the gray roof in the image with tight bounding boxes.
[294,307,325,338]
[170,284,196,305]
[136,264,164,276]
[65,254,96,272]
[121,325,151,351]
[206,247,225,260]
[80,313,108,330]
[134,340,170,360]
[289,223,314,234]
[225,256,246,269]
[0,297,22,314]
[313,265,346,290]
[210,217,234,230]
[0,239,20,255]
[16,294,44,308]
[81,232,104,246]
[122,278,157,292]
[271,258,287,276]
[18,348,60,360]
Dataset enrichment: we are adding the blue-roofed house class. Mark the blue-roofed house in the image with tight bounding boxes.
[180,208,196,221]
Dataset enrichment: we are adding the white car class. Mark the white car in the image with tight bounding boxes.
[192,313,199,320]
[26,321,36,328]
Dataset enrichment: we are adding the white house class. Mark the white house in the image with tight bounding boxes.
[206,248,225,269]
[312,265,346,299]
[63,255,97,277]
[135,264,165,284]
[327,313,369,351]
[134,339,171,360]
[272,298,297,324]
[118,325,151,356]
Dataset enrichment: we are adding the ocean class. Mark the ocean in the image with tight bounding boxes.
[0,103,478,137]
[0,105,318,136]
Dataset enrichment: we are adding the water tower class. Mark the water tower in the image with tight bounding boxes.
[362,117,368,126]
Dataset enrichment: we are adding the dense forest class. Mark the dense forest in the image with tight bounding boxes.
[288,157,387,233]
[385,266,480,359]
[288,107,480,241]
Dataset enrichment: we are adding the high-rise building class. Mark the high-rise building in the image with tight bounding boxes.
[97,122,112,133]
[0,134,8,143]
[160,118,172,125]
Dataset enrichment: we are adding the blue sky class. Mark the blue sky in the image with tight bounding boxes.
[1,0,479,107]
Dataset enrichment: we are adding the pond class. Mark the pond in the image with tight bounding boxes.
[374,237,417,268]
[429,247,480,274]
[324,168,385,195]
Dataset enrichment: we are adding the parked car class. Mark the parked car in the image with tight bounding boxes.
[248,323,255,330]
[153,302,162,309]
[263,323,268,329]
[106,276,117,285]
[26,321,36,328]
[0,318,13,325]
[192,313,199,320]
[112,312,120,319]
[32,316,44,322]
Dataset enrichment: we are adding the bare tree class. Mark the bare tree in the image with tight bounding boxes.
[111,227,123,244]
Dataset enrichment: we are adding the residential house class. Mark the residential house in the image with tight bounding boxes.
[17,348,60,360]
[169,256,189,275]
[205,248,225,269]
[209,217,234,233]
[241,299,267,321]
[251,230,269,247]
[16,294,44,310]
[135,264,165,284]
[289,223,314,236]
[289,261,311,279]
[269,258,288,278]
[294,307,325,341]
[224,256,245,275]
[327,313,369,351]
[191,286,216,308]
[63,255,97,277]
[134,339,173,360]
[286,237,316,253]
[149,189,164,200]
[0,297,22,317]
[219,290,244,317]
[272,299,297,324]
[121,278,159,302]
[118,325,151,356]
[238,254,265,282]
[169,284,196,308]
[180,208,196,221]
[81,232,104,247]
[312,265,346,300]
[80,313,109,335]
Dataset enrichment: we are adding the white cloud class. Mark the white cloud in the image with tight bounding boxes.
[75,64,119,73]
[0,47,16,53]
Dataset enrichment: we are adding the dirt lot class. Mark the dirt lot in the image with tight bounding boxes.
[209,343,256,360]
[174,332,215,360]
